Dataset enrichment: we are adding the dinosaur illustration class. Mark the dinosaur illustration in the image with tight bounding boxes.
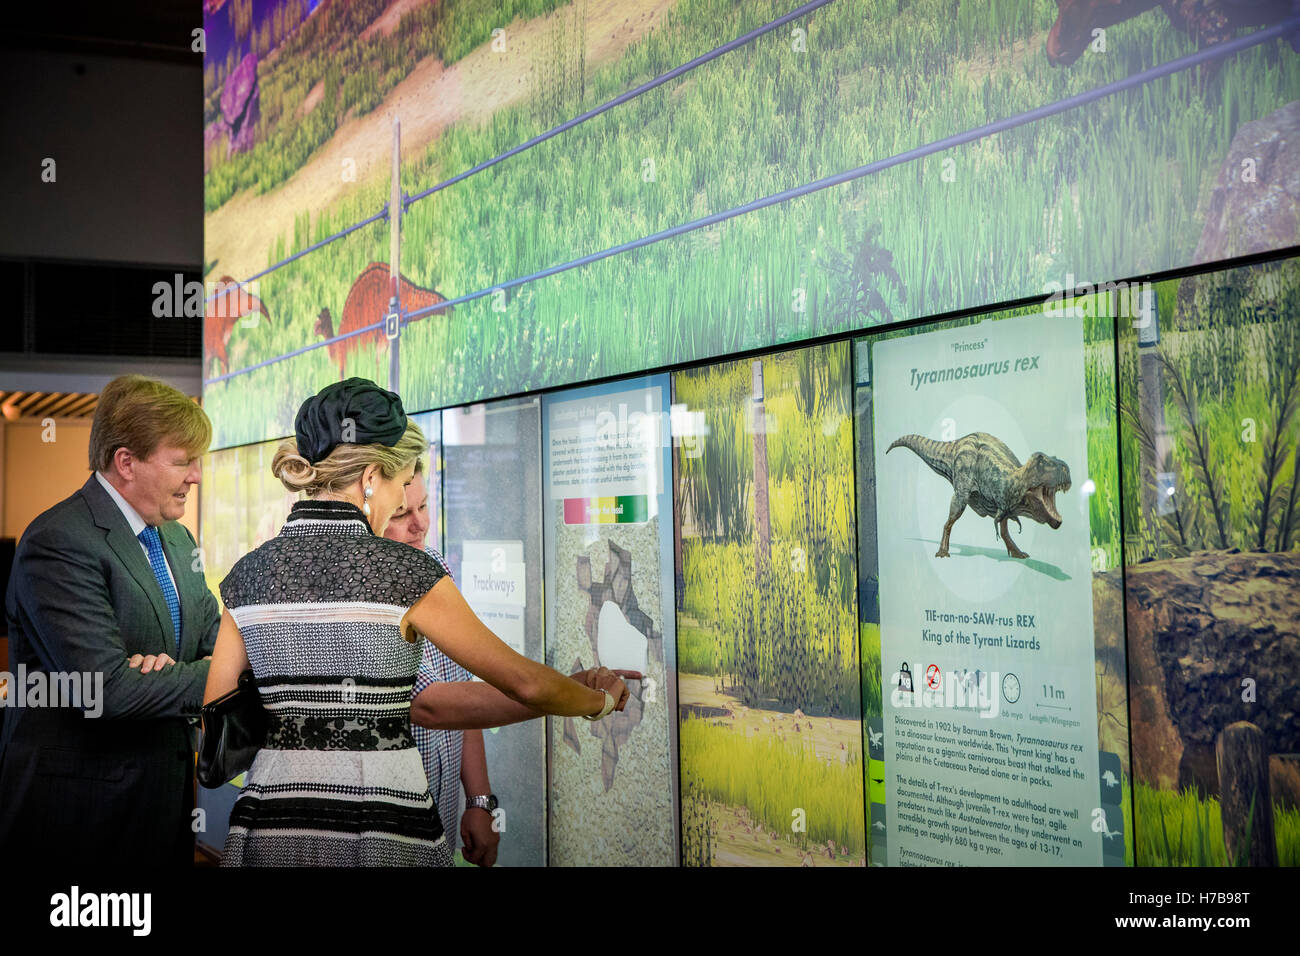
[1046,0,1294,67]
[887,433,1072,559]
[204,276,270,376]
[316,262,452,378]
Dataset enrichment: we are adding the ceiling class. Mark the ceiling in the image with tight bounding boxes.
[2,0,199,62]
[0,390,99,421]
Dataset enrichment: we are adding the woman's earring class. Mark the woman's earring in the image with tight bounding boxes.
[363,485,373,517]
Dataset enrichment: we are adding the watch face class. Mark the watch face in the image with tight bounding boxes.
[487,794,499,813]
[1002,672,1020,704]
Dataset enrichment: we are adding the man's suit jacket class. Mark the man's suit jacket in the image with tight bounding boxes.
[0,473,220,866]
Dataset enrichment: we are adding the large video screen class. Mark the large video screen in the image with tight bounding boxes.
[673,342,866,866]
[202,1,1299,449]
[196,1,1299,868]
[192,255,1298,867]
[862,305,1120,866]
[1117,257,1300,867]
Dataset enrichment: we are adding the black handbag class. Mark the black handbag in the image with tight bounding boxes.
[198,669,268,789]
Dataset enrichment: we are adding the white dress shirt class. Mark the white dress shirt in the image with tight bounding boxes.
[95,470,180,597]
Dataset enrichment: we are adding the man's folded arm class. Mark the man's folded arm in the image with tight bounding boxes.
[12,526,210,719]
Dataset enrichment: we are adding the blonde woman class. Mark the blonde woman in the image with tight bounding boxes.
[203,378,629,866]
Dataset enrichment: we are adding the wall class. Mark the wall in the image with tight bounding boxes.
[2,417,200,543]
[0,50,202,267]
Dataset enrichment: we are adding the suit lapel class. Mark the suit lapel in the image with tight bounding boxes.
[80,475,175,655]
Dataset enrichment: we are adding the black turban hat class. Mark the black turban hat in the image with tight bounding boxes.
[295,377,408,464]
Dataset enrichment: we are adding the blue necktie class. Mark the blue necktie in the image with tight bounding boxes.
[139,526,181,652]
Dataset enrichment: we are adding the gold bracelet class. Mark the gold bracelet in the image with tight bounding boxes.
[582,689,615,721]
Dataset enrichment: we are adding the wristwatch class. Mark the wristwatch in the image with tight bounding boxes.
[466,794,499,814]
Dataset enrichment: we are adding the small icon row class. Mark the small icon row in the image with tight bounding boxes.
[897,662,1019,702]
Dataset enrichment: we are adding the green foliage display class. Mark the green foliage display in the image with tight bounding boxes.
[859,622,882,721]
[679,717,866,857]
[201,215,391,446]
[681,539,859,714]
[1119,260,1300,561]
[676,342,858,715]
[1133,778,1300,867]
[435,0,571,66]
[206,0,443,210]
[675,341,863,866]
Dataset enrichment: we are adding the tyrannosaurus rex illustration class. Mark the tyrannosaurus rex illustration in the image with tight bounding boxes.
[887,433,1072,559]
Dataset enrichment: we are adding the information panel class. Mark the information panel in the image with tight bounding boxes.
[872,312,1101,866]
[543,376,679,866]
[441,398,545,867]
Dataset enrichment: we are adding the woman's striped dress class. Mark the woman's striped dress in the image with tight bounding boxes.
[218,498,453,866]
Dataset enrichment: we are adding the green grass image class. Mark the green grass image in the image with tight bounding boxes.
[675,617,720,677]
[1119,260,1300,560]
[205,0,573,210]
[397,0,1299,417]
[1133,779,1300,867]
[675,342,859,713]
[1118,259,1300,869]
[860,621,881,721]
[680,716,866,856]
[675,341,862,866]
[204,0,1299,448]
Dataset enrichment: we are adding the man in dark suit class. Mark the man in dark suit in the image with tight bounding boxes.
[0,374,221,866]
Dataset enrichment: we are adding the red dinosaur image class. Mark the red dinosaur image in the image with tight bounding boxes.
[204,276,269,376]
[315,262,452,378]
[1046,0,1293,66]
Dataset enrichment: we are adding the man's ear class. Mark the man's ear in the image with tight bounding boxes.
[111,446,136,481]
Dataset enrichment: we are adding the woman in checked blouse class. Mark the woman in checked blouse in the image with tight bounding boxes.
[203,378,630,866]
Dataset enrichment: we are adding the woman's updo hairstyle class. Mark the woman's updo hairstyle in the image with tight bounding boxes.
[272,377,426,496]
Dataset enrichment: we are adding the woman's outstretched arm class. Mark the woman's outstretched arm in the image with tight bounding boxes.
[412,666,642,730]
[412,680,541,730]
[401,578,626,718]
